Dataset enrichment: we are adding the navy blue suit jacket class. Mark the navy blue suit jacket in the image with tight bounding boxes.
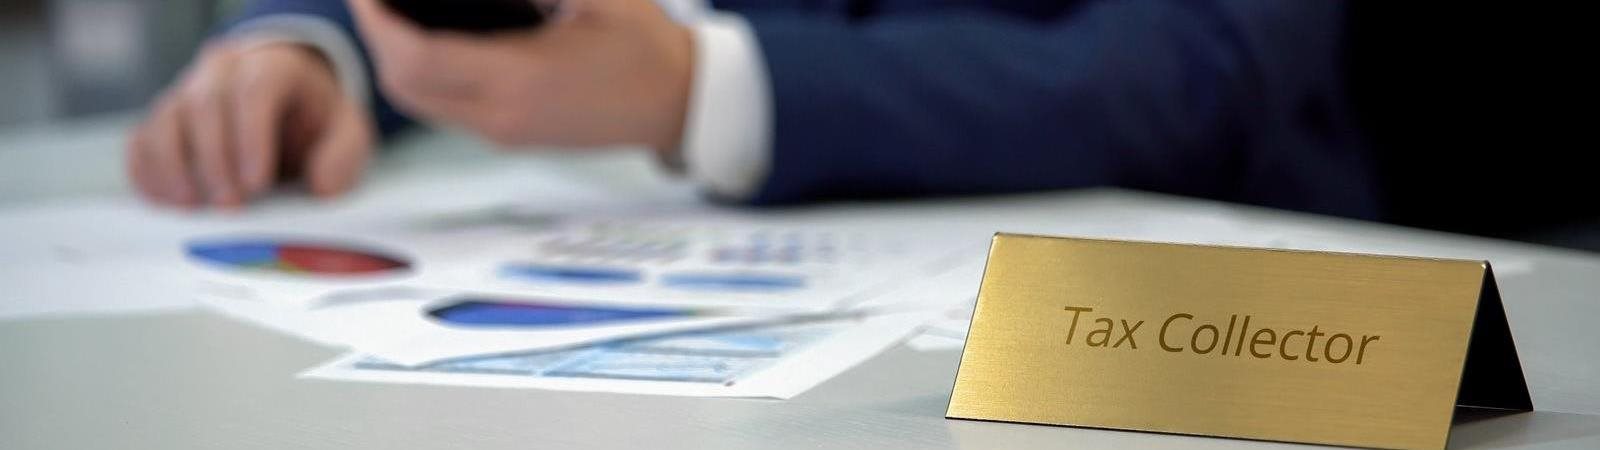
[230,0,1379,219]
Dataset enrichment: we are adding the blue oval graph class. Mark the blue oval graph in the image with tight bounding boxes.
[428,298,695,328]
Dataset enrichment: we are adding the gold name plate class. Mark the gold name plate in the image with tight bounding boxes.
[948,234,1532,450]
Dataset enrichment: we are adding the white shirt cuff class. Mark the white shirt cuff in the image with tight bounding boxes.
[680,13,774,201]
[227,15,370,108]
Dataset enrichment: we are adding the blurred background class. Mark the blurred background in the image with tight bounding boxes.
[0,0,237,125]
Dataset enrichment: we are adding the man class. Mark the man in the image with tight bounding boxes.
[127,0,1376,219]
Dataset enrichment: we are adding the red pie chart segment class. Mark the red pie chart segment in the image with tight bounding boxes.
[277,244,408,274]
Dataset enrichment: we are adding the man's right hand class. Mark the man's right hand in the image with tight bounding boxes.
[126,41,375,210]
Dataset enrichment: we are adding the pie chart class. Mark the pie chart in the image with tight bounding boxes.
[186,237,411,277]
[427,298,696,328]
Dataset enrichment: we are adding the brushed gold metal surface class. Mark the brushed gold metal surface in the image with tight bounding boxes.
[947,234,1492,450]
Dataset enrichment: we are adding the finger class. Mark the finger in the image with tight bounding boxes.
[385,75,480,120]
[350,0,505,98]
[390,85,525,144]
[375,33,541,131]
[348,0,426,63]
[231,61,292,198]
[147,98,201,208]
[303,103,374,198]
[126,121,170,204]
[413,32,520,96]
[180,80,244,209]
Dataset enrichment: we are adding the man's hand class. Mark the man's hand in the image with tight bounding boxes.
[126,42,375,210]
[349,0,694,154]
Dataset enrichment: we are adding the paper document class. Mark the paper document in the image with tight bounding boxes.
[0,200,206,319]
[302,311,930,398]
[906,306,975,352]
[203,287,817,366]
[427,211,978,312]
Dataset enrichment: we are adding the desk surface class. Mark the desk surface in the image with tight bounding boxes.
[3,118,1599,449]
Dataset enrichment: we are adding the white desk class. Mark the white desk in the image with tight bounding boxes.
[2,116,1598,449]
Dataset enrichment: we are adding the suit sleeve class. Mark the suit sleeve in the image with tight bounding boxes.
[224,0,416,138]
[734,0,1379,218]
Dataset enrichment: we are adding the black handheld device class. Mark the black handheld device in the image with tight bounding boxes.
[381,0,549,32]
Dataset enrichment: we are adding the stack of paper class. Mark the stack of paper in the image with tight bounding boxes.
[13,163,1510,398]
[132,177,985,397]
[1,163,995,398]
